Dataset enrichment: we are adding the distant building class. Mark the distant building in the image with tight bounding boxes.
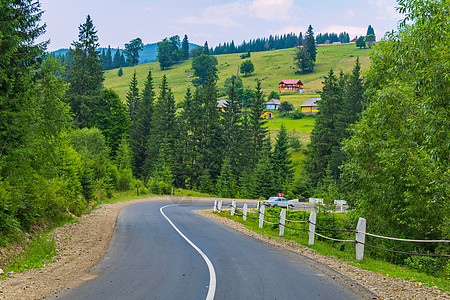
[300,97,320,113]
[217,99,228,109]
[350,37,358,43]
[265,98,281,110]
[279,79,303,93]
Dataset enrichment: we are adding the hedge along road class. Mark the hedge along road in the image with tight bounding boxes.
[48,202,364,300]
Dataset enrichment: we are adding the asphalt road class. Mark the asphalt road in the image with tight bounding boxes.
[48,201,364,300]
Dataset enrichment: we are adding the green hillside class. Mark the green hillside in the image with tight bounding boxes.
[104,44,373,103]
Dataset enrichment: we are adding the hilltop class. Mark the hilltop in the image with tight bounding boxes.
[104,43,373,103]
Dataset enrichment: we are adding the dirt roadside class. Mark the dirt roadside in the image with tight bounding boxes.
[0,197,448,299]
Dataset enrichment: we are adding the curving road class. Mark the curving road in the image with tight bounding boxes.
[48,201,366,300]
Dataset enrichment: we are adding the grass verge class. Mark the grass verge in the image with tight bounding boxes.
[216,209,450,293]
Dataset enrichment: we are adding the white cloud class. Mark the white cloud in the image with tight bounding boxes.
[249,0,297,21]
[368,0,400,20]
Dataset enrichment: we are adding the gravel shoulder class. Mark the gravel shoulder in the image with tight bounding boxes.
[0,197,448,300]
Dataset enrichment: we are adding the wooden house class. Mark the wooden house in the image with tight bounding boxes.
[265,98,281,110]
[300,97,320,113]
[279,79,303,93]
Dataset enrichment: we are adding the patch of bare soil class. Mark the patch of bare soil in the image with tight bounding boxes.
[0,197,448,300]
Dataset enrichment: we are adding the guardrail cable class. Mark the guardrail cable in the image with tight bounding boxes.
[284,224,309,231]
[285,219,308,223]
[359,231,450,243]
[309,221,356,233]
[312,231,356,243]
[356,241,450,257]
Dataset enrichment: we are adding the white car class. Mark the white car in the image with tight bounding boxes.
[262,197,294,208]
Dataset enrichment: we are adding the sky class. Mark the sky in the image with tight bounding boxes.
[39,0,404,51]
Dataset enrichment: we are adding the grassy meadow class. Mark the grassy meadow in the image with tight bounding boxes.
[104,43,373,102]
[104,43,373,166]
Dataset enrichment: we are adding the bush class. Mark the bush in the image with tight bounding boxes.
[290,109,305,119]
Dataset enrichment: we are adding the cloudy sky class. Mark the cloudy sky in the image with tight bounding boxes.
[39,0,403,51]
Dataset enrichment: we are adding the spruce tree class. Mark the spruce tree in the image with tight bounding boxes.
[181,34,190,60]
[306,69,344,188]
[343,58,364,128]
[304,25,317,62]
[112,47,121,68]
[272,124,293,192]
[126,71,140,124]
[131,70,155,178]
[250,137,275,199]
[65,15,104,128]
[249,82,267,163]
[104,45,112,70]
[146,75,178,178]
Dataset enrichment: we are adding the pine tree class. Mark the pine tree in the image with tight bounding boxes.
[146,75,178,178]
[131,70,155,178]
[181,34,190,60]
[343,58,364,128]
[304,25,317,62]
[215,156,235,198]
[250,137,275,199]
[249,82,268,163]
[272,124,293,192]
[126,71,140,124]
[306,69,344,188]
[65,15,104,128]
[104,45,112,70]
[203,41,210,55]
[112,47,121,68]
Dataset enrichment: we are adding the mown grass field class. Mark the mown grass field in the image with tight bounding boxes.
[104,43,373,102]
[104,43,373,168]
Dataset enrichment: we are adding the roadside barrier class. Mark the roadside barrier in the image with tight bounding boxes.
[213,201,450,260]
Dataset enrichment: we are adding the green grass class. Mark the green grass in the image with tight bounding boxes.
[1,234,57,277]
[218,210,450,293]
[104,44,373,103]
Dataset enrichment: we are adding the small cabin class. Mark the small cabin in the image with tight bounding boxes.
[265,98,281,110]
[279,79,303,93]
[300,97,320,113]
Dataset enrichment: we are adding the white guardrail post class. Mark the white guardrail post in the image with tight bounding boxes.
[308,212,316,245]
[356,218,366,261]
[243,203,248,221]
[231,200,236,216]
[213,200,217,212]
[218,200,223,213]
[279,209,286,236]
[259,204,265,228]
[256,201,260,210]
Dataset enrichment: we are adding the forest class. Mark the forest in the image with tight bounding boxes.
[0,0,448,272]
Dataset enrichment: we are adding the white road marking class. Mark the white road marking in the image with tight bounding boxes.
[160,204,216,300]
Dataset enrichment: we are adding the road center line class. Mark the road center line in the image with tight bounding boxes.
[160,204,216,300]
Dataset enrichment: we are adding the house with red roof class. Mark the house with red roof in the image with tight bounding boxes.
[279,79,303,93]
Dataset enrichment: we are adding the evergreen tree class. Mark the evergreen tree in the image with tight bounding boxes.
[250,137,274,199]
[294,47,314,73]
[203,41,210,55]
[342,58,365,128]
[249,82,268,163]
[181,34,190,60]
[304,25,317,62]
[272,124,293,192]
[117,67,123,77]
[126,71,140,124]
[112,47,122,68]
[221,82,242,171]
[306,69,344,188]
[191,54,218,85]
[215,156,235,198]
[146,75,178,178]
[0,0,48,159]
[131,70,155,178]
[64,15,104,128]
[104,45,112,70]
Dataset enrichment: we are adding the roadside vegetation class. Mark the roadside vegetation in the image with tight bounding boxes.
[216,208,450,293]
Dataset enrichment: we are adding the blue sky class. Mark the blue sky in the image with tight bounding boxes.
[39,0,403,51]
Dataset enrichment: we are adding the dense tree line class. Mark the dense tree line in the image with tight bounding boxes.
[0,8,132,240]
[316,32,350,44]
[213,32,302,55]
